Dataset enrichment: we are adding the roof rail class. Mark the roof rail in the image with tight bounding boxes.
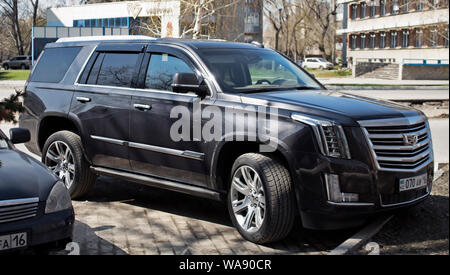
[56,35,157,43]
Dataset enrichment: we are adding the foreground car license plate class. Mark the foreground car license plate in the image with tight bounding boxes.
[0,232,27,251]
[399,174,428,192]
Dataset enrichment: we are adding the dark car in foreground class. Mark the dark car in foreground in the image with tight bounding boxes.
[1,56,32,70]
[19,36,433,244]
[0,128,74,253]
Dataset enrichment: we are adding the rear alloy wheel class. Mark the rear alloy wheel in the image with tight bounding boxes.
[42,131,97,199]
[3,64,9,70]
[45,141,76,189]
[228,153,295,244]
[20,64,26,70]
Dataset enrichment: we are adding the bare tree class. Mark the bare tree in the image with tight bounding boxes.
[29,0,38,26]
[0,0,25,55]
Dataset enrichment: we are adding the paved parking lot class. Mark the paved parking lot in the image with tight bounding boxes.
[65,176,357,255]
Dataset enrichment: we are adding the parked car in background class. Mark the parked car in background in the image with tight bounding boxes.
[20,36,434,244]
[0,128,74,254]
[1,56,32,70]
[302,57,333,70]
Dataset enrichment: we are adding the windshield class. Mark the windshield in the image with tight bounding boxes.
[199,48,321,93]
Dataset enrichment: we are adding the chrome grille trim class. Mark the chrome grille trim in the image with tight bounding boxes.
[0,197,39,224]
[359,116,434,172]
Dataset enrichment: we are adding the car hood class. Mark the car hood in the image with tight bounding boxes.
[240,89,421,126]
[0,149,56,201]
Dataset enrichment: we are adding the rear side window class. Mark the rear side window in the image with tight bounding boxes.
[83,52,139,88]
[96,53,139,87]
[30,47,81,83]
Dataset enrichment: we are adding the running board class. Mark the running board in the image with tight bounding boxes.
[91,166,222,201]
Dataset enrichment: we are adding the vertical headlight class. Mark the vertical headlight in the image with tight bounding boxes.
[291,113,351,159]
[45,181,73,214]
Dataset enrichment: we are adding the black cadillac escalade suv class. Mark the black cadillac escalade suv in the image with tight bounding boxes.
[19,36,434,244]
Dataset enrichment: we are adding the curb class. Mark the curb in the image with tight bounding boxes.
[328,215,393,255]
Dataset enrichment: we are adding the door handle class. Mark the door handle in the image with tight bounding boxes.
[76,97,91,103]
[134,104,152,111]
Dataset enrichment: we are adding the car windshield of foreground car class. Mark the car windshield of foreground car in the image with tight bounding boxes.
[199,48,322,93]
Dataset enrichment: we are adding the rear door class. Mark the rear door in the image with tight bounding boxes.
[71,43,146,171]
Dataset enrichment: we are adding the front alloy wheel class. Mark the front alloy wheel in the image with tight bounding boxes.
[230,166,266,233]
[228,153,295,244]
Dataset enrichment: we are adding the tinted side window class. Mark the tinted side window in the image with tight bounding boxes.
[96,53,139,87]
[30,47,81,83]
[145,54,194,92]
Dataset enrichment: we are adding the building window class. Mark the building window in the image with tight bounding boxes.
[390,31,398,48]
[380,32,386,48]
[370,0,376,17]
[351,4,358,19]
[403,0,409,12]
[431,29,438,47]
[380,0,386,16]
[369,33,376,49]
[361,2,367,18]
[351,35,357,49]
[73,20,78,27]
[392,0,399,14]
[360,34,366,49]
[416,29,423,47]
[417,0,424,10]
[402,30,409,47]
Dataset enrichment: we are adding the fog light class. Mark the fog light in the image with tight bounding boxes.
[325,174,359,203]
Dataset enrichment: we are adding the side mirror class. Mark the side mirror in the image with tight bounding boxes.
[172,73,208,98]
[9,128,30,144]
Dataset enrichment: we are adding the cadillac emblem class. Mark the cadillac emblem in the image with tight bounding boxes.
[403,134,418,146]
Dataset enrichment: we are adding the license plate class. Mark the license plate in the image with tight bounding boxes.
[0,232,27,251]
[399,174,428,192]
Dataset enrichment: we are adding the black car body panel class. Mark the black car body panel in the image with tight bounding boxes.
[19,37,434,230]
[0,130,74,252]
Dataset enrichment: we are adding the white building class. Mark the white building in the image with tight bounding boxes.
[337,0,449,79]
[46,0,263,42]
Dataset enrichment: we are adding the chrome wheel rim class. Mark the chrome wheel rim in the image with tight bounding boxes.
[230,166,266,233]
[45,141,75,189]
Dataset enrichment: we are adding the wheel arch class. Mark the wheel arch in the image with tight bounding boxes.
[37,113,89,162]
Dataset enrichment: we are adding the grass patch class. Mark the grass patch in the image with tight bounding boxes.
[307,69,352,78]
[0,70,30,81]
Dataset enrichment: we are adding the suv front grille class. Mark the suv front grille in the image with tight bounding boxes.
[0,198,39,224]
[359,116,433,172]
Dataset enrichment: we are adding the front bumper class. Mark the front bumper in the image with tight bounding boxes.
[0,206,74,253]
[292,151,434,230]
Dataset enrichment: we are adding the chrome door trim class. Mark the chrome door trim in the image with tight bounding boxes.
[91,135,127,146]
[90,135,204,161]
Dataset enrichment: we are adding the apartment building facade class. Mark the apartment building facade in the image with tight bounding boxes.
[337,0,449,79]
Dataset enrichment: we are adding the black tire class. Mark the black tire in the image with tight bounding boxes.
[227,153,295,244]
[42,131,97,199]
[20,64,26,70]
[3,64,9,70]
